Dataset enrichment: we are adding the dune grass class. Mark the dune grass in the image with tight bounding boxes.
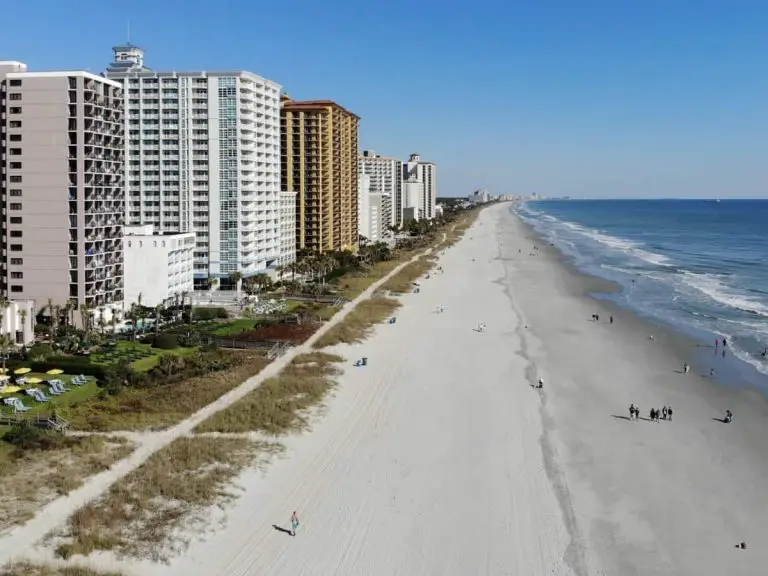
[381,254,440,294]
[313,297,401,349]
[64,353,270,432]
[52,436,281,562]
[0,435,134,533]
[195,352,345,435]
[0,562,125,576]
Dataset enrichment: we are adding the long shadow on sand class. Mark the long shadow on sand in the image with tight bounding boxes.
[712,417,729,424]
[611,415,654,423]
[272,524,294,537]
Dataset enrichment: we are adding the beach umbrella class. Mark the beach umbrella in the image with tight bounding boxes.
[0,374,9,381]
[13,367,31,375]
[0,385,21,394]
[46,369,64,375]
[26,377,42,384]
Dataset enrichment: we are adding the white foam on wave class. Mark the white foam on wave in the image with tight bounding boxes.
[544,217,673,268]
[680,272,768,318]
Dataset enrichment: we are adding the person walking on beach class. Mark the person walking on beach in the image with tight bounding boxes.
[290,511,300,536]
[667,405,673,421]
[662,406,668,420]
[710,368,715,378]
[537,377,544,389]
[610,315,614,324]
[683,362,690,374]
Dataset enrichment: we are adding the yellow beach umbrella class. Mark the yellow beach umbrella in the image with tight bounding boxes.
[1,386,21,394]
[0,374,10,381]
[14,367,31,375]
[0,367,7,373]
[26,377,43,384]
[46,369,64,375]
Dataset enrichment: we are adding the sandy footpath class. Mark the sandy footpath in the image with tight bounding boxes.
[500,203,768,576]
[143,207,579,576]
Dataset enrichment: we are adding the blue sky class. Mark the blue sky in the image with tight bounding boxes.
[2,0,768,198]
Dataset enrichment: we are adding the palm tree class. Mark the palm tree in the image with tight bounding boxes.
[154,304,163,335]
[79,303,92,338]
[18,308,28,344]
[97,308,106,336]
[0,332,12,373]
[128,303,138,340]
[229,271,243,295]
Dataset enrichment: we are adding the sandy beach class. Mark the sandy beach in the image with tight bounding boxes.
[8,203,768,575]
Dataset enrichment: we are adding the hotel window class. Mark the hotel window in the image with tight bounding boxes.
[10,258,23,265]
[9,79,21,87]
[9,134,21,142]
[9,203,22,210]
[10,231,22,238]
[10,162,22,169]
[10,245,22,252]
[10,286,23,293]
[10,272,23,279]
[9,120,21,128]
[10,176,21,183]
[9,93,22,100]
[9,107,22,114]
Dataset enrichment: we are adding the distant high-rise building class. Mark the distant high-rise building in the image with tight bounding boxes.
[402,153,437,221]
[359,150,402,227]
[368,192,391,243]
[0,61,125,322]
[281,96,360,252]
[278,191,297,267]
[105,44,282,288]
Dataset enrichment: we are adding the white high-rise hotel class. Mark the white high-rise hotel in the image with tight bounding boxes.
[359,150,436,227]
[105,44,283,289]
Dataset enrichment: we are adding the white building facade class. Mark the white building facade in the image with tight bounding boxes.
[402,153,437,221]
[358,174,371,240]
[279,191,297,266]
[105,44,282,290]
[359,150,402,227]
[0,300,35,346]
[123,225,195,307]
[367,192,392,243]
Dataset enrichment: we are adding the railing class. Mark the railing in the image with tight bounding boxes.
[0,413,70,431]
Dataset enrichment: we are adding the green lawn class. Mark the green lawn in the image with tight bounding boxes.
[208,319,259,336]
[91,341,195,373]
[1,375,100,418]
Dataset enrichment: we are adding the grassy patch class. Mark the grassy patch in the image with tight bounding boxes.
[0,562,125,576]
[0,378,100,419]
[336,259,402,299]
[52,437,281,562]
[90,341,194,373]
[0,435,134,533]
[64,353,270,432]
[382,254,439,294]
[195,352,345,435]
[207,319,260,336]
[314,297,401,349]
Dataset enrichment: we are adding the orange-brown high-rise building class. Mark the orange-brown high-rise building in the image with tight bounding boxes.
[281,95,360,252]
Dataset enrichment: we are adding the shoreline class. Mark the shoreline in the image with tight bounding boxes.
[511,207,768,403]
[501,203,768,575]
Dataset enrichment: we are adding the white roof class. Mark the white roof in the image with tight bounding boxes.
[4,69,122,88]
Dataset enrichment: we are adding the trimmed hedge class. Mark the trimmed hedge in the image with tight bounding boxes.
[152,333,178,350]
[29,359,107,379]
[192,307,229,321]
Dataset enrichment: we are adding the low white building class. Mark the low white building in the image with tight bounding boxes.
[368,192,393,242]
[123,225,195,308]
[0,300,35,346]
[279,191,297,267]
[358,174,372,240]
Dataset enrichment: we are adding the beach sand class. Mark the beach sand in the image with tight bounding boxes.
[146,206,578,576]
[37,204,768,575]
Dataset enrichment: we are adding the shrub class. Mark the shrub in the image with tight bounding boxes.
[192,307,229,321]
[177,330,202,347]
[3,424,68,452]
[29,358,106,379]
[27,343,55,362]
[152,333,178,350]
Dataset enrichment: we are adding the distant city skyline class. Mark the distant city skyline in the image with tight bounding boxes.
[1,0,767,198]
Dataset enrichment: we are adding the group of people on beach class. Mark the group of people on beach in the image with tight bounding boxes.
[628,403,673,422]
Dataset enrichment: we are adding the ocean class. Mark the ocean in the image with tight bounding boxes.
[515,199,768,380]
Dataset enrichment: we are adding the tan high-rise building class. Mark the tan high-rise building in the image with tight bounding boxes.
[0,61,125,320]
[281,96,360,252]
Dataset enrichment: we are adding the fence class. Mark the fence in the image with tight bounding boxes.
[0,413,70,431]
